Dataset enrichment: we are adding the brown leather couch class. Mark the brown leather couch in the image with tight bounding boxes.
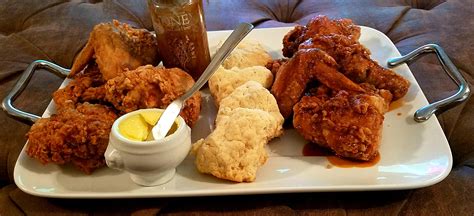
[0,0,473,215]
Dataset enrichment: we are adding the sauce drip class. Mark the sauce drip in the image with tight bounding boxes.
[302,143,380,168]
[389,99,404,111]
[326,154,380,168]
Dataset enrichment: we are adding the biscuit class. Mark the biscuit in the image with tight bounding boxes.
[216,81,284,136]
[208,66,273,106]
[192,108,280,182]
[216,39,272,69]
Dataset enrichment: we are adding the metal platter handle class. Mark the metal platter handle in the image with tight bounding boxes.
[1,60,70,124]
[388,44,470,122]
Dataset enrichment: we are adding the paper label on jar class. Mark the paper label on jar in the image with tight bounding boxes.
[158,13,193,31]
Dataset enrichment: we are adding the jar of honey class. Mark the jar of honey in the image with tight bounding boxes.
[148,0,211,81]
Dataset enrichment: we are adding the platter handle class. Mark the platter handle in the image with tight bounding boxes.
[388,44,470,122]
[1,60,70,124]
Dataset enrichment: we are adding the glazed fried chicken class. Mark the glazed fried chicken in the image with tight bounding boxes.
[69,20,160,80]
[293,88,386,161]
[272,16,411,161]
[271,48,364,119]
[299,34,409,99]
[104,65,201,126]
[283,15,360,57]
[265,58,288,76]
[26,103,118,174]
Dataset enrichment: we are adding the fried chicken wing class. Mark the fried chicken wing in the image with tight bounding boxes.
[299,34,410,99]
[70,20,160,80]
[293,89,385,161]
[271,48,364,119]
[26,103,118,174]
[104,65,201,126]
[283,15,360,57]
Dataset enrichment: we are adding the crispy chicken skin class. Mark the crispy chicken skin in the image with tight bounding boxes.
[104,65,201,126]
[26,103,118,174]
[299,34,410,99]
[271,48,364,119]
[283,15,360,58]
[69,20,160,80]
[53,63,106,112]
[293,88,385,161]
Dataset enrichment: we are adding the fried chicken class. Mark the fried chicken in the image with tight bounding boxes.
[283,15,360,58]
[293,88,385,161]
[271,48,364,119]
[104,65,201,126]
[265,58,288,76]
[69,20,160,80]
[26,103,118,174]
[272,16,411,161]
[299,34,410,99]
[53,63,106,112]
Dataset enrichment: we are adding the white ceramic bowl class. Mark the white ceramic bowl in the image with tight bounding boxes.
[105,108,191,186]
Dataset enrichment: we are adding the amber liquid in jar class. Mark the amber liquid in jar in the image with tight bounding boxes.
[148,0,211,81]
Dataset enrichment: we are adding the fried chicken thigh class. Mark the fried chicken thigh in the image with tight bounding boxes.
[293,88,385,161]
[69,20,160,80]
[26,103,118,174]
[104,65,201,126]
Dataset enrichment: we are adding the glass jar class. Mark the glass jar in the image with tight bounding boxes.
[148,0,211,81]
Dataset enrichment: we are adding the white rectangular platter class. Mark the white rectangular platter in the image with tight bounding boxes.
[14,26,452,198]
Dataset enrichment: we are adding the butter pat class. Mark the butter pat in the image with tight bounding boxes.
[119,115,150,141]
[118,110,179,141]
[140,111,163,126]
